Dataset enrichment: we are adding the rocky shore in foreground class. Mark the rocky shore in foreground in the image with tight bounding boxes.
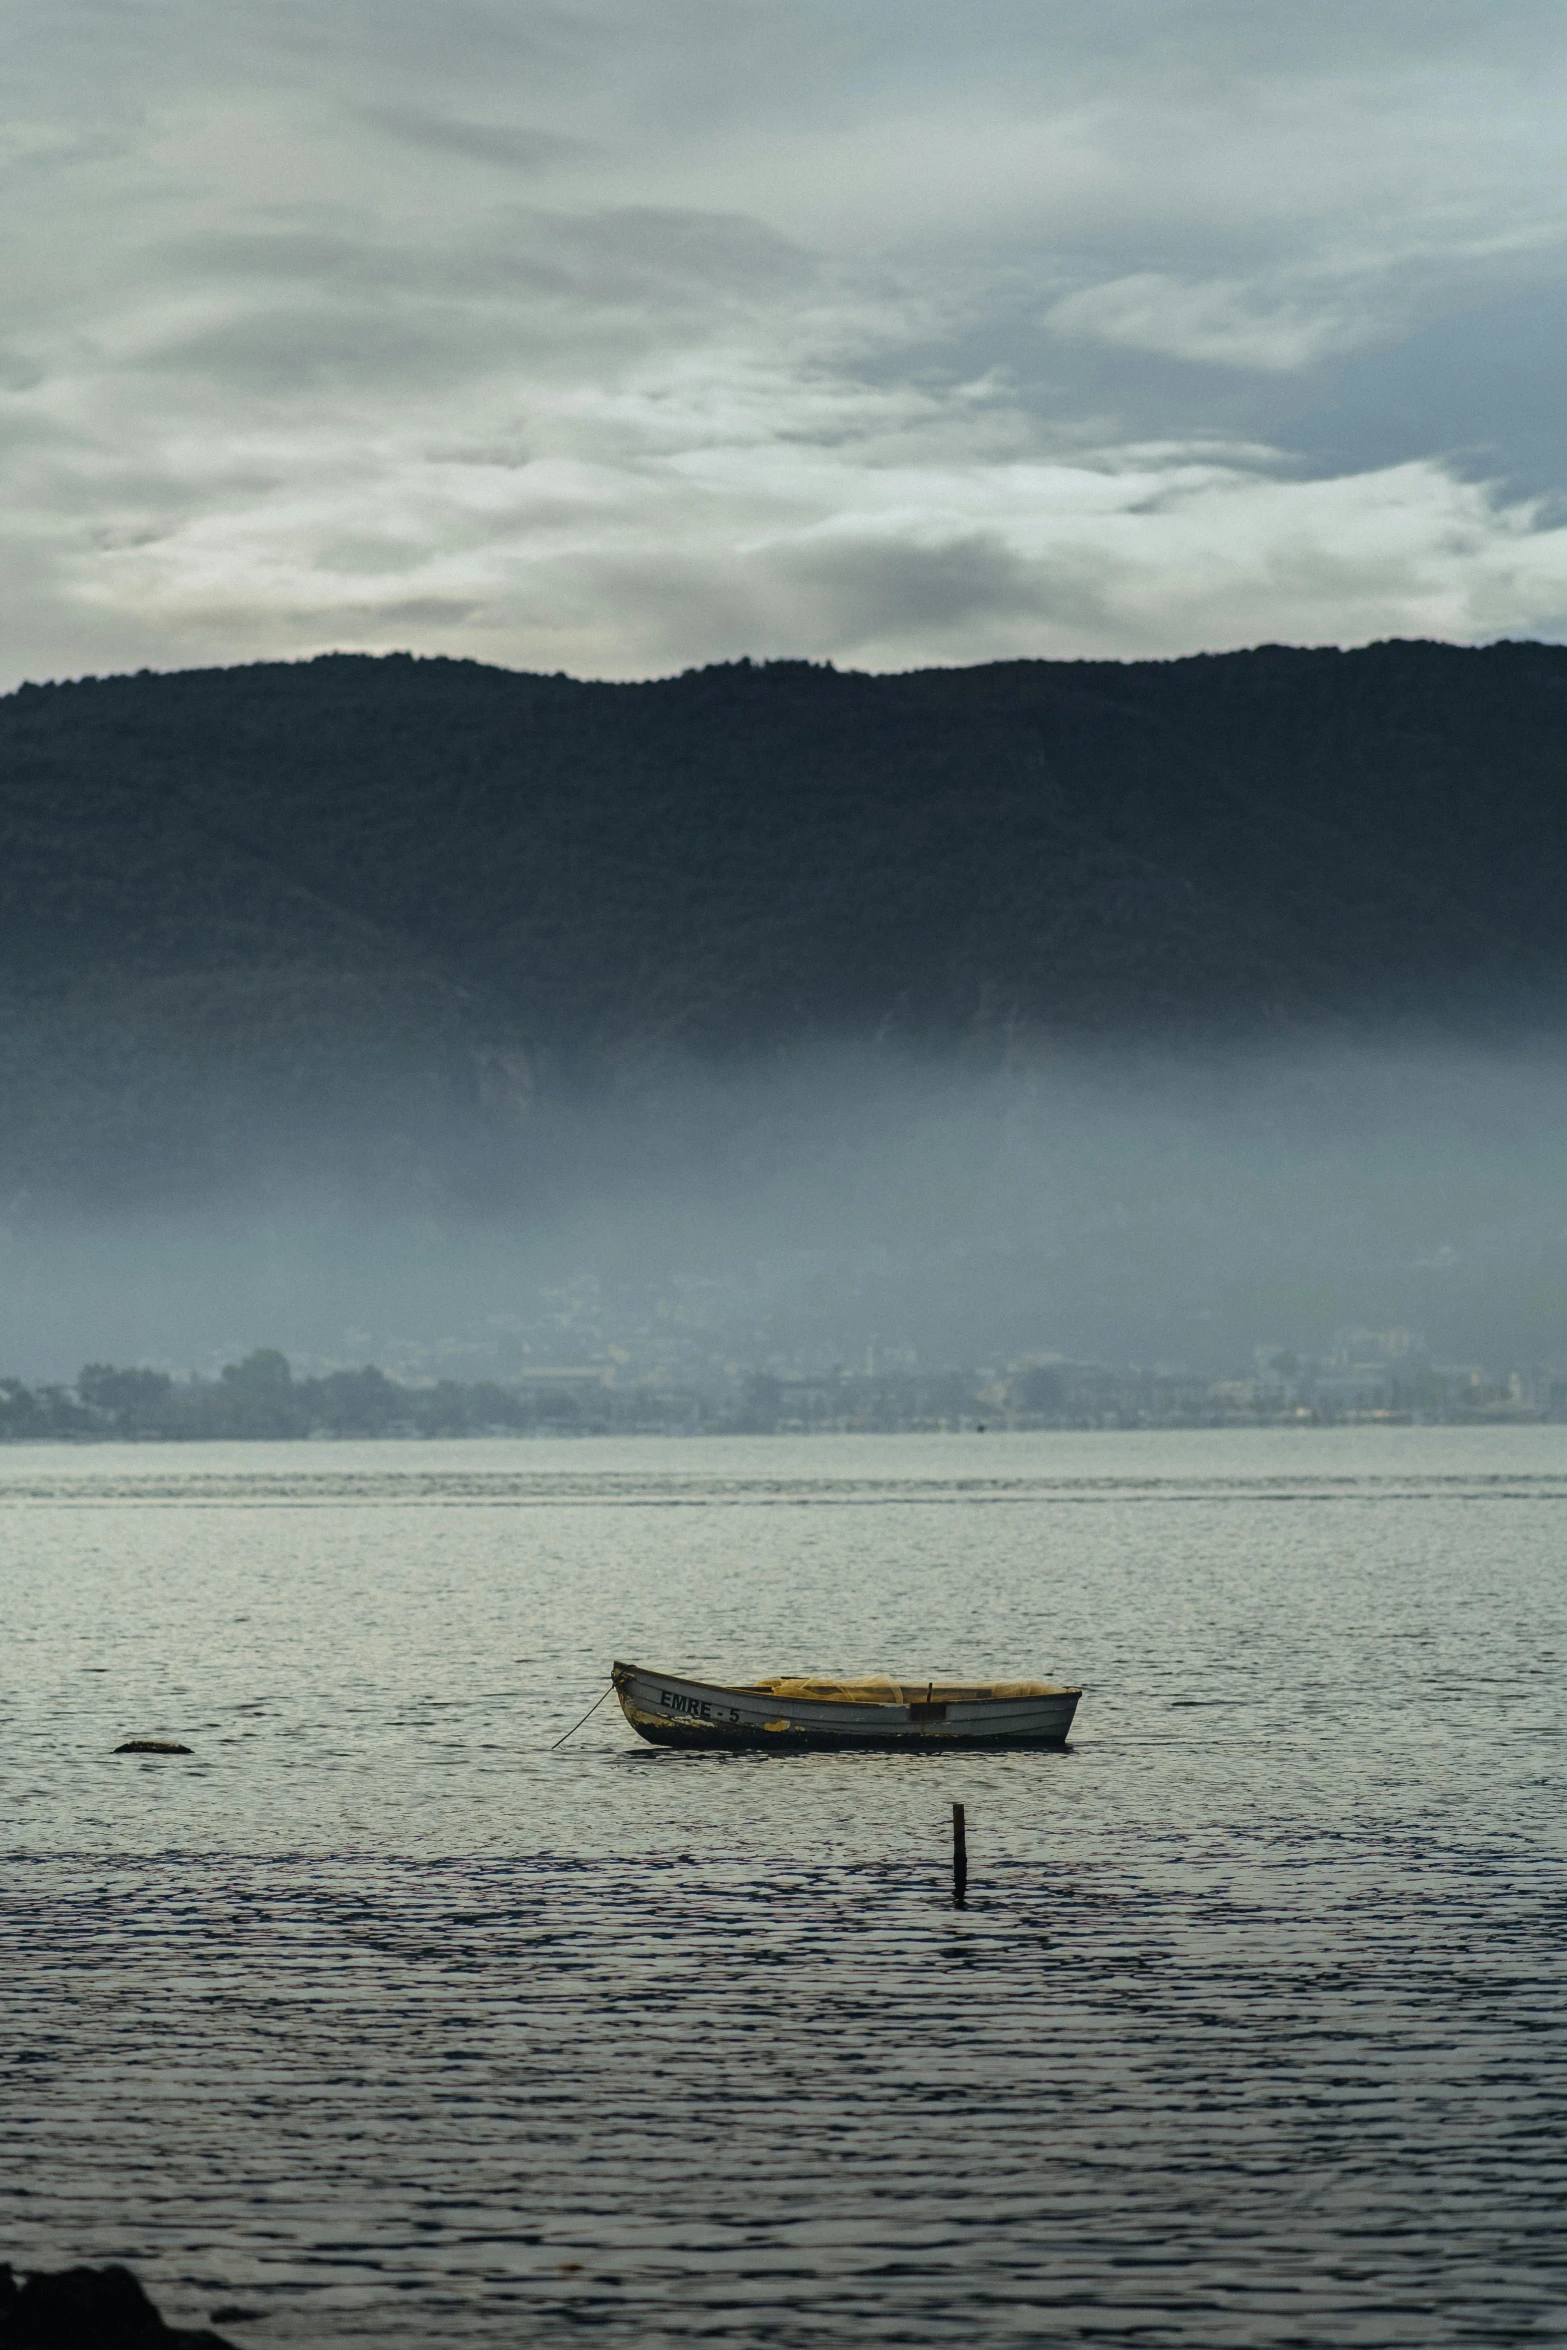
[0,2264,237,2349]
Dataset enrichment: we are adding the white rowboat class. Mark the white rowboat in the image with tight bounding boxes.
[611,1661,1080,1750]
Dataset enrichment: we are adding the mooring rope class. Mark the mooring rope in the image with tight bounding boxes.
[549,1680,615,1751]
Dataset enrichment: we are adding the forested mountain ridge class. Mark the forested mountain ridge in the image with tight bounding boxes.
[3,638,1566,1199]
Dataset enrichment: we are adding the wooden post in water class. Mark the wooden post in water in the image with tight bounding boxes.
[952,1802,968,1906]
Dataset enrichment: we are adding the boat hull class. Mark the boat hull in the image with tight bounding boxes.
[611,1662,1079,1750]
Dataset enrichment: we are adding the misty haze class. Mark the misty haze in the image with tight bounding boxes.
[7,1036,1567,1409]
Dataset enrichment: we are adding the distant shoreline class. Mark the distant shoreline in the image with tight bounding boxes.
[0,1413,1557,1442]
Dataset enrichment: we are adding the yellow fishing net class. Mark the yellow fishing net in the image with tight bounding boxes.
[746,1675,1061,1705]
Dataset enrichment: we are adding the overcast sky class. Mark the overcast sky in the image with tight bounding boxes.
[8,0,1567,683]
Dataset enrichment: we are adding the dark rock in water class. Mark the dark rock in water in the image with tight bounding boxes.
[113,1741,193,1756]
[0,2262,236,2346]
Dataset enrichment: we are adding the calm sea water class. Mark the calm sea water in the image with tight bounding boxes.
[2,1428,1564,2346]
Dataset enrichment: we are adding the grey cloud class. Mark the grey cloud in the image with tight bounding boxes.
[172,206,809,299]
[505,206,814,304]
[848,0,1566,101]
[146,304,496,394]
[311,533,446,578]
[9,0,1567,681]
[160,205,815,344]
[358,105,590,173]
[163,230,435,293]
[828,0,1529,61]
[519,532,1121,677]
[1044,275,1370,375]
[297,595,486,629]
[764,532,1051,643]
[37,0,600,104]
[115,199,822,409]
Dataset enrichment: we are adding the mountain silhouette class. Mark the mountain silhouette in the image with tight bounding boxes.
[3,637,1564,1199]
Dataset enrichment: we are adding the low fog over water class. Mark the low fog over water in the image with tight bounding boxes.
[5,1033,1567,1387]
